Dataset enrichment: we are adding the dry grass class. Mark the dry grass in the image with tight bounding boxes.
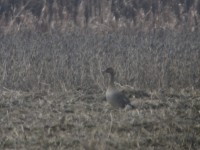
[0,29,200,149]
[0,88,200,149]
[0,29,200,91]
[0,0,199,32]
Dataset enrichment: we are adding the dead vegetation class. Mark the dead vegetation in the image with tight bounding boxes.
[0,29,200,149]
[0,2,200,148]
[0,0,199,32]
[0,30,199,91]
[0,88,200,149]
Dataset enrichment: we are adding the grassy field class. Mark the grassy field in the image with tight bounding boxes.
[0,88,200,149]
[0,29,200,149]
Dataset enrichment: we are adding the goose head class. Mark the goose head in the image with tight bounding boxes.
[102,67,115,76]
[102,67,115,86]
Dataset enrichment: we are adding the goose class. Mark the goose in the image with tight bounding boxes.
[102,67,134,109]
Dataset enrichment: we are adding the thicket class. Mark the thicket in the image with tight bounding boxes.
[0,0,199,32]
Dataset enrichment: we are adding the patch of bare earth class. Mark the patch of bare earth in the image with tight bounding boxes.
[0,89,200,150]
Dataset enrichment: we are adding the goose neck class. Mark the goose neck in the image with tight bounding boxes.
[109,73,115,86]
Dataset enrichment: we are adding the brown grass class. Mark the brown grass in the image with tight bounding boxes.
[0,27,200,149]
[0,30,199,91]
[0,88,200,149]
[0,0,199,32]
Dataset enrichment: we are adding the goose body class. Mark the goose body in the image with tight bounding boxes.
[103,67,134,109]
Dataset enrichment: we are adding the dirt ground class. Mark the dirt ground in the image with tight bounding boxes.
[0,88,200,150]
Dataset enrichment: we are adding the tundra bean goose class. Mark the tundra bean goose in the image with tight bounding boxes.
[102,67,134,109]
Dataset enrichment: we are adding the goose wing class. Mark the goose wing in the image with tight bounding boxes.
[114,91,131,104]
[108,91,131,108]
